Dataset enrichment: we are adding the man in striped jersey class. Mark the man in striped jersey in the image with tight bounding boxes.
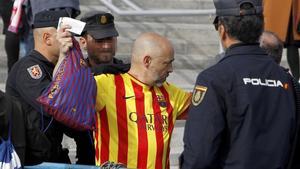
[56,27,191,168]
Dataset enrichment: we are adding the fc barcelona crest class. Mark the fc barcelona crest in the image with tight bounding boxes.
[192,85,207,106]
[157,95,167,108]
[27,65,42,79]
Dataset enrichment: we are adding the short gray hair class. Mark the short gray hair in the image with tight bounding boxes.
[259,31,283,64]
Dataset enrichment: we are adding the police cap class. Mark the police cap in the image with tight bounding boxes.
[213,0,263,23]
[33,10,70,29]
[80,11,119,40]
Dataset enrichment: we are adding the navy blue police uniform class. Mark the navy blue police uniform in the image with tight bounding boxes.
[6,10,95,165]
[181,43,297,169]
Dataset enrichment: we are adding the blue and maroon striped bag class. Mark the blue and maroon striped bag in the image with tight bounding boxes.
[37,38,96,131]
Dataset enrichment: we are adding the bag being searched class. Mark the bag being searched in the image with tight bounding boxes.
[0,110,22,169]
[37,37,97,131]
[0,139,22,169]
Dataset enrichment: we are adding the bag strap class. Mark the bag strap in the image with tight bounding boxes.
[8,110,12,141]
[287,76,300,169]
[37,63,54,133]
[40,105,53,133]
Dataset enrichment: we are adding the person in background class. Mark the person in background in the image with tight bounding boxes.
[263,0,300,80]
[0,0,20,72]
[180,0,298,168]
[5,10,94,165]
[260,31,284,64]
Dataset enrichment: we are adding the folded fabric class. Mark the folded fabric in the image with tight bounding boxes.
[0,139,22,169]
[37,37,97,131]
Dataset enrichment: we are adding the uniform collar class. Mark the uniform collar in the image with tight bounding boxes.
[85,57,122,67]
[219,43,266,63]
[31,50,55,68]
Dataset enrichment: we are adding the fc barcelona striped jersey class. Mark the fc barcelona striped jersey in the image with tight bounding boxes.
[94,73,191,169]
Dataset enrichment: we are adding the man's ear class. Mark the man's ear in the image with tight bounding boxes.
[218,24,229,49]
[79,37,87,50]
[43,32,52,46]
[143,55,151,68]
[219,24,226,42]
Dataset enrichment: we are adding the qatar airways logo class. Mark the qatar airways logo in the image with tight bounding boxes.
[243,78,288,89]
[129,112,168,132]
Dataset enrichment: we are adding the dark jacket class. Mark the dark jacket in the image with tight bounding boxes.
[89,57,131,76]
[181,43,297,169]
[0,90,26,165]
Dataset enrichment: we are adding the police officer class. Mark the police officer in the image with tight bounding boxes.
[79,11,130,75]
[180,0,297,168]
[6,10,94,165]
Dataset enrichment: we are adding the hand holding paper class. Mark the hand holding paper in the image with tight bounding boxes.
[57,17,86,35]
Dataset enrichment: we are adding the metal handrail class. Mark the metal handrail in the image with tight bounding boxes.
[121,0,142,11]
[99,0,216,16]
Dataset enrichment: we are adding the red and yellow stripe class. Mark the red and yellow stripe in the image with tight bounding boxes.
[94,73,190,169]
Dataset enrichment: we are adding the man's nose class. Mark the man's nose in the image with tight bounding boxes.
[102,42,113,49]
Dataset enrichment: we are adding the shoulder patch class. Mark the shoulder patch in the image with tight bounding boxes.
[192,85,207,106]
[27,65,42,79]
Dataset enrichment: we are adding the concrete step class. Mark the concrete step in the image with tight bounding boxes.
[79,4,216,24]
[78,1,216,24]
[118,36,218,57]
[80,0,214,9]
[128,0,214,9]
[115,22,217,42]
[115,22,219,57]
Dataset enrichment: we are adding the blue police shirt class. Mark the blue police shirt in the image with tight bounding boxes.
[181,43,296,169]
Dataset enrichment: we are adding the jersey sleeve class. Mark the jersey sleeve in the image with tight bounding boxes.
[94,74,112,112]
[165,83,191,118]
